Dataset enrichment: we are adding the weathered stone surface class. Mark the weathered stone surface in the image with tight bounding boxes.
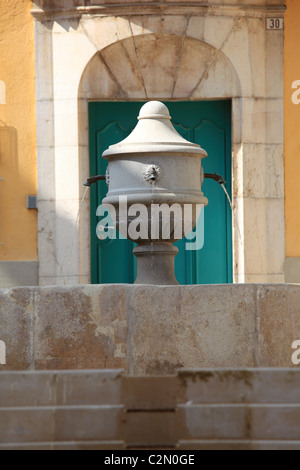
[257,284,300,367]
[34,285,128,370]
[0,369,124,406]
[0,288,35,370]
[0,368,299,449]
[172,39,215,97]
[78,52,124,100]
[232,143,284,199]
[1,284,300,373]
[242,198,285,281]
[125,411,177,447]
[55,369,124,405]
[192,50,241,98]
[123,376,184,410]
[127,284,257,375]
[0,371,55,406]
[177,404,248,440]
[127,285,184,374]
[0,441,126,450]
[178,368,300,404]
[81,16,132,53]
[250,405,300,440]
[178,369,254,404]
[32,0,286,11]
[0,408,55,444]
[100,39,146,99]
[54,405,125,441]
[177,440,300,450]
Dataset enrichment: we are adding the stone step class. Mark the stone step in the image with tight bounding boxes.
[177,440,300,450]
[0,441,126,450]
[177,368,300,404]
[1,403,300,448]
[0,405,125,444]
[1,368,300,449]
[1,368,300,407]
[0,369,124,407]
[177,404,300,440]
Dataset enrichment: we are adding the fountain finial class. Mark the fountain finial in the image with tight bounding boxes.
[138,101,171,120]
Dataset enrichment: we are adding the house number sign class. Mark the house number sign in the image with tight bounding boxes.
[266,18,284,30]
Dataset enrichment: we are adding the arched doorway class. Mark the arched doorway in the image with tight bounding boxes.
[33,9,285,286]
[78,33,240,284]
[89,100,232,284]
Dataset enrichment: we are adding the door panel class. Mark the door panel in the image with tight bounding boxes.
[89,101,232,284]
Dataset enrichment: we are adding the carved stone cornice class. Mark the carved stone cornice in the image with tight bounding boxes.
[31,1,286,21]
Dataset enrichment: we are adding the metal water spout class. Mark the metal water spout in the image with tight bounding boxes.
[94,101,209,285]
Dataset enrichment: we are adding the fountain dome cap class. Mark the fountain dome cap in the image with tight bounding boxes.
[137,101,171,120]
[102,101,207,159]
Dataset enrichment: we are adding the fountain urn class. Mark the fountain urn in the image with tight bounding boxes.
[101,101,208,285]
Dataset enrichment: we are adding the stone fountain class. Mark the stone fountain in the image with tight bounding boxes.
[99,101,208,285]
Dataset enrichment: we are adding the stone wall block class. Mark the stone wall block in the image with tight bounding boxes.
[0,408,55,444]
[127,284,257,375]
[34,285,127,369]
[0,288,35,370]
[55,369,124,405]
[177,404,248,440]
[54,405,125,441]
[256,285,300,367]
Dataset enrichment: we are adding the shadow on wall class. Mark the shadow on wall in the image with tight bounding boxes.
[0,123,18,165]
[0,121,39,287]
[0,121,18,248]
[31,1,79,31]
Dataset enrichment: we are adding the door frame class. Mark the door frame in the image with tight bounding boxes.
[88,99,233,285]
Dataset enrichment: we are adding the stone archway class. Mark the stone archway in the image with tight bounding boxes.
[33,7,285,285]
[78,33,240,100]
[78,33,241,282]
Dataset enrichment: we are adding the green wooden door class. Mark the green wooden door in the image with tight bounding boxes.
[88,101,232,284]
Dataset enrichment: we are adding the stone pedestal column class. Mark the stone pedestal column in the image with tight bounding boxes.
[133,244,179,285]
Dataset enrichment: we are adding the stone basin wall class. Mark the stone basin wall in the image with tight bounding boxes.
[0,284,300,374]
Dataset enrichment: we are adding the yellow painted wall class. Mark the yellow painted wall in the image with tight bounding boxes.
[0,0,37,261]
[285,0,300,257]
